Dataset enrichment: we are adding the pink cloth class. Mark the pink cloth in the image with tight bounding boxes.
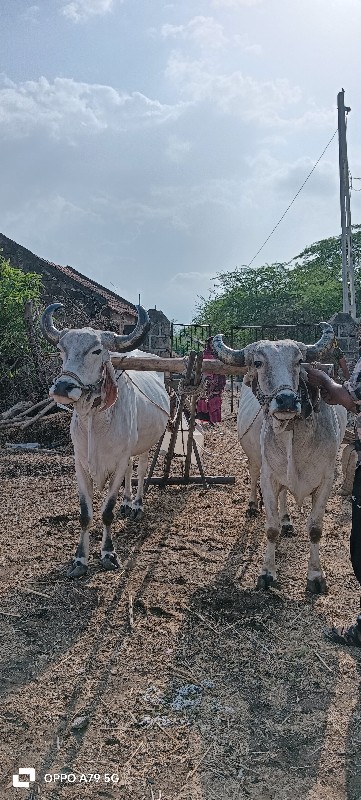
[207,395,222,423]
[196,340,226,423]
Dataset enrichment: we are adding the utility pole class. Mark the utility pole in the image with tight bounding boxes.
[338,89,356,318]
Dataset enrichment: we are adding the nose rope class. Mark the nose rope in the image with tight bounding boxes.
[57,369,102,394]
[256,382,300,408]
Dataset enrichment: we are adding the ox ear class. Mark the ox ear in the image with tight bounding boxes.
[98,359,118,412]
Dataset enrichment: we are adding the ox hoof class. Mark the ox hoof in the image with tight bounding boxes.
[246,505,259,519]
[119,504,132,518]
[130,506,143,521]
[101,552,120,571]
[281,523,295,538]
[256,572,274,591]
[67,560,88,578]
[306,576,328,595]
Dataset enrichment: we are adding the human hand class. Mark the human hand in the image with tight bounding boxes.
[320,382,357,411]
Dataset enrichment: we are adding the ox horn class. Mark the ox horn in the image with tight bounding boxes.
[40,303,66,345]
[298,322,336,363]
[101,305,151,353]
[212,334,246,366]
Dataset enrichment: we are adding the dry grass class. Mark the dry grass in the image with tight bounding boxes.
[1,390,361,800]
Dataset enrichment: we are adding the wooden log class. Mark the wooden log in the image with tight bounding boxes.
[8,397,51,421]
[111,355,335,377]
[184,353,203,482]
[131,476,236,486]
[162,353,196,482]
[21,400,56,430]
[112,355,246,375]
[1,401,33,420]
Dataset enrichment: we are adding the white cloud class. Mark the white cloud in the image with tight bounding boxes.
[166,55,301,123]
[164,271,215,321]
[161,16,227,50]
[240,151,338,217]
[212,0,263,6]
[61,0,119,23]
[21,5,40,22]
[272,156,337,198]
[0,75,186,141]
[166,135,192,163]
[244,43,262,55]
[165,55,334,131]
[3,193,97,233]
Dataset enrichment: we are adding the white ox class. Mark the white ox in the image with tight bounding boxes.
[41,303,170,578]
[213,324,347,594]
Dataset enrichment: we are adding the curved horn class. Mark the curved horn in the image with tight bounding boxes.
[40,303,65,345]
[212,334,246,366]
[101,305,151,353]
[298,322,336,363]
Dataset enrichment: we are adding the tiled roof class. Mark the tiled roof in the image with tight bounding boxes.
[0,233,137,319]
[45,261,137,317]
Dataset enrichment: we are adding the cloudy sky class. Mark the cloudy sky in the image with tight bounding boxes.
[1,0,361,321]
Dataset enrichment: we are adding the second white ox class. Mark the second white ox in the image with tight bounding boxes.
[41,303,170,578]
[212,324,347,594]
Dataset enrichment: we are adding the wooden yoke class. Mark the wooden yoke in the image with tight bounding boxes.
[111,354,334,377]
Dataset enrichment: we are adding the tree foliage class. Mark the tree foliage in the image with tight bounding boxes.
[194,226,361,331]
[0,254,42,373]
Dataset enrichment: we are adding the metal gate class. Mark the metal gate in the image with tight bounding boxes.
[171,322,320,355]
[170,322,320,411]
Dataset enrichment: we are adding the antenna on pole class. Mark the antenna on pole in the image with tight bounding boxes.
[338,89,356,317]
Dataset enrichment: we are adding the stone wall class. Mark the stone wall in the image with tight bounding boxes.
[124,308,171,357]
[328,312,360,370]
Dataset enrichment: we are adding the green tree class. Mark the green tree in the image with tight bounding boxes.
[0,255,42,378]
[194,225,361,331]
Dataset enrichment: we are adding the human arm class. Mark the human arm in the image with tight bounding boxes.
[303,365,358,412]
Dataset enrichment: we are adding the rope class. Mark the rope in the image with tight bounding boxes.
[255,382,299,407]
[177,375,206,398]
[119,370,170,417]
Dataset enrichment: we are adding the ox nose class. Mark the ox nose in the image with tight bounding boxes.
[275,391,299,412]
[51,380,82,401]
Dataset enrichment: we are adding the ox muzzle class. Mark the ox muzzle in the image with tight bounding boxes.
[270,389,301,418]
[50,371,102,405]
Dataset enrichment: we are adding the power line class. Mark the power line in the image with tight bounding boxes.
[247,128,339,267]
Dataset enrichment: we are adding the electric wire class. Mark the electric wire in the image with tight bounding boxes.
[247,128,339,267]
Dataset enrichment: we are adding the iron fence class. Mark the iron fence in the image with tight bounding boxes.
[171,322,320,355]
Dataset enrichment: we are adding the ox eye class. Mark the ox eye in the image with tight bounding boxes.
[254,360,262,368]
[92,349,102,355]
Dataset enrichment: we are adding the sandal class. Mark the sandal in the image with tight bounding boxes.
[325,623,361,647]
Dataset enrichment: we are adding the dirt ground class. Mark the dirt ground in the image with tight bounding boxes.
[1,390,361,800]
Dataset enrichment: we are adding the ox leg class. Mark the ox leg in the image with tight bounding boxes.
[279,488,295,537]
[306,480,332,594]
[119,458,133,517]
[246,458,261,518]
[100,458,131,570]
[68,462,93,578]
[258,472,281,590]
[131,451,149,520]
